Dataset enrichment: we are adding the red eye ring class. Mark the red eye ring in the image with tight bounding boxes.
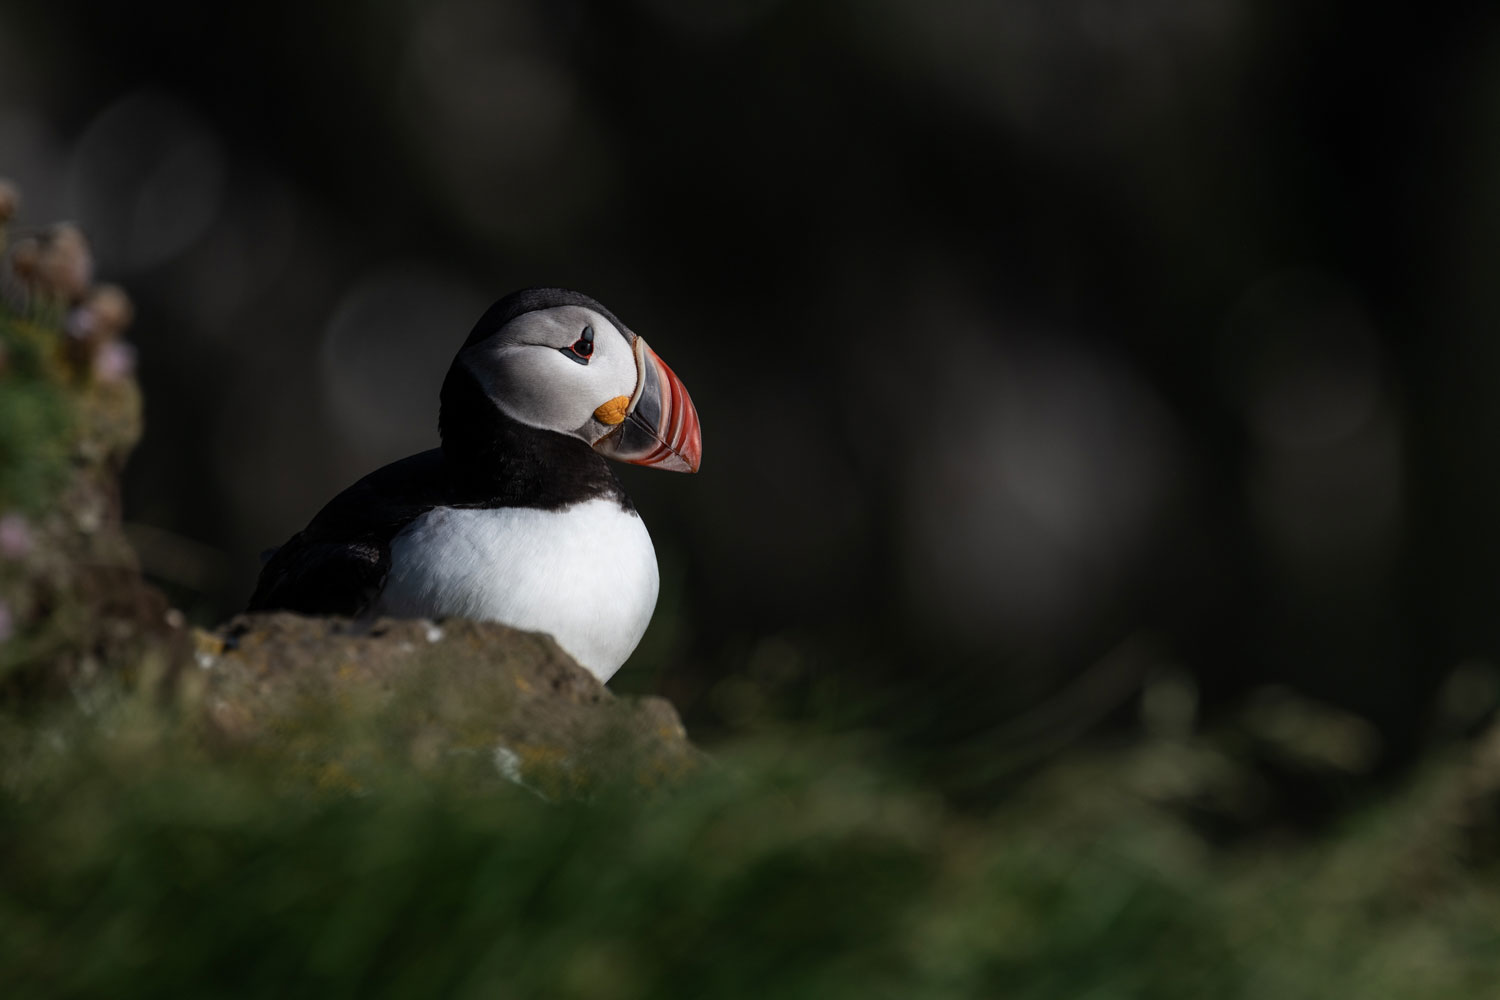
[560,324,594,364]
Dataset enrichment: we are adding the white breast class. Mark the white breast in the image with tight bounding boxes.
[376,499,659,682]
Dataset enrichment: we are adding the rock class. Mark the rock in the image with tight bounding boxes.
[186,613,701,796]
[0,184,180,705]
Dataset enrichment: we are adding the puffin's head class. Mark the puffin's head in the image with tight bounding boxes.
[445,288,701,472]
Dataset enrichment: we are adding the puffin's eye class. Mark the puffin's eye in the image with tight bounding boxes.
[561,325,594,365]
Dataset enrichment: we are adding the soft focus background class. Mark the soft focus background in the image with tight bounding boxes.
[5,0,1500,784]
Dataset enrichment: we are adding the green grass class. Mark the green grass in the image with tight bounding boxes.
[2,699,1500,999]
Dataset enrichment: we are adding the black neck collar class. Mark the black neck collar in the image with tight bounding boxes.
[437,361,630,511]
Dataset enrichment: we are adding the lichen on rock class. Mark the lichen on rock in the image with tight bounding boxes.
[187,613,700,795]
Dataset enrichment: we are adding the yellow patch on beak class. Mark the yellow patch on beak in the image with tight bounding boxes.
[594,395,631,425]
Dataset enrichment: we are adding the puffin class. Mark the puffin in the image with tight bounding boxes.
[247,287,701,682]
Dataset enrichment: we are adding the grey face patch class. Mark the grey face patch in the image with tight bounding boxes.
[460,306,640,440]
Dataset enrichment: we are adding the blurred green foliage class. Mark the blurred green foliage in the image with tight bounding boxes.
[3,695,1500,998]
[0,290,158,694]
[0,311,73,516]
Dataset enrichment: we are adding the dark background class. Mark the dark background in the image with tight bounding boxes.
[5,0,1500,777]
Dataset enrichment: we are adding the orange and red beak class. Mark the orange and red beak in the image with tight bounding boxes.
[593,337,702,473]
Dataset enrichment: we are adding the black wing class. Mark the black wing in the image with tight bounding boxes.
[247,536,390,616]
[246,450,450,615]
